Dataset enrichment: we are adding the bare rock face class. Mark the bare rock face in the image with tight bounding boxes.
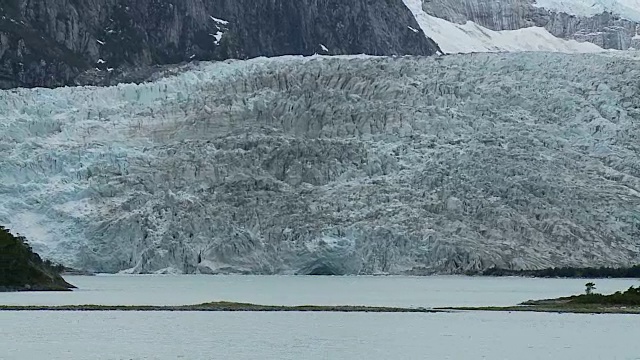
[534,12,638,50]
[421,0,640,50]
[0,0,438,89]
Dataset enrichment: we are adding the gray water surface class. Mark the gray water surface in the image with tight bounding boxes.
[2,276,640,360]
[2,311,640,360]
[1,275,638,307]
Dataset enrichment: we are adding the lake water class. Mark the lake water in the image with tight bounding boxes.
[2,276,640,360]
[3,310,640,360]
[0,275,638,307]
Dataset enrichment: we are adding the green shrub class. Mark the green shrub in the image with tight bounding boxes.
[569,286,640,306]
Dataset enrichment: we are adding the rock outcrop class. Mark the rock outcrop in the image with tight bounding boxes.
[0,226,74,291]
[0,0,438,89]
[420,0,640,49]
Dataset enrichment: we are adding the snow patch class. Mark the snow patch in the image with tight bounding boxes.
[210,31,224,45]
[533,0,640,22]
[403,0,604,53]
[209,16,229,25]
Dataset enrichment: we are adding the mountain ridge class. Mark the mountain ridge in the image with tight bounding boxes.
[0,0,438,89]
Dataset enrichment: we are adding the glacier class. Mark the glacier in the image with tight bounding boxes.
[1,53,640,274]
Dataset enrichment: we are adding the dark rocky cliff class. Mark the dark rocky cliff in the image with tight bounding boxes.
[0,0,439,89]
[0,226,74,291]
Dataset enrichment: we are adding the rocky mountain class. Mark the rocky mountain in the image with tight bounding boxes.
[1,0,639,275]
[403,0,606,53]
[418,0,640,50]
[0,0,438,89]
[1,53,639,275]
[0,226,74,291]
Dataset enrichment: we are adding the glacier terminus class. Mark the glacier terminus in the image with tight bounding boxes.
[1,53,639,275]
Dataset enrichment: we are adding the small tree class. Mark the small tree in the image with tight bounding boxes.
[585,282,596,295]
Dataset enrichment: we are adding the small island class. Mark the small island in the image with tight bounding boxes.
[441,283,640,314]
[0,301,443,312]
[0,226,75,292]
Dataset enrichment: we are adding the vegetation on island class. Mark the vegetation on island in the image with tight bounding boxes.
[521,284,640,307]
[477,265,640,278]
[440,283,640,314]
[0,226,75,291]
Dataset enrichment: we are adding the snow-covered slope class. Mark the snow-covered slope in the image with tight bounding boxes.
[1,53,640,274]
[403,0,604,53]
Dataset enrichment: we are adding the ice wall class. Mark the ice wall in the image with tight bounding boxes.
[1,53,639,274]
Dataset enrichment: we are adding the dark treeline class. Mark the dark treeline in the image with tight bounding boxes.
[521,286,640,307]
[476,265,640,278]
[571,286,640,306]
[0,226,74,291]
